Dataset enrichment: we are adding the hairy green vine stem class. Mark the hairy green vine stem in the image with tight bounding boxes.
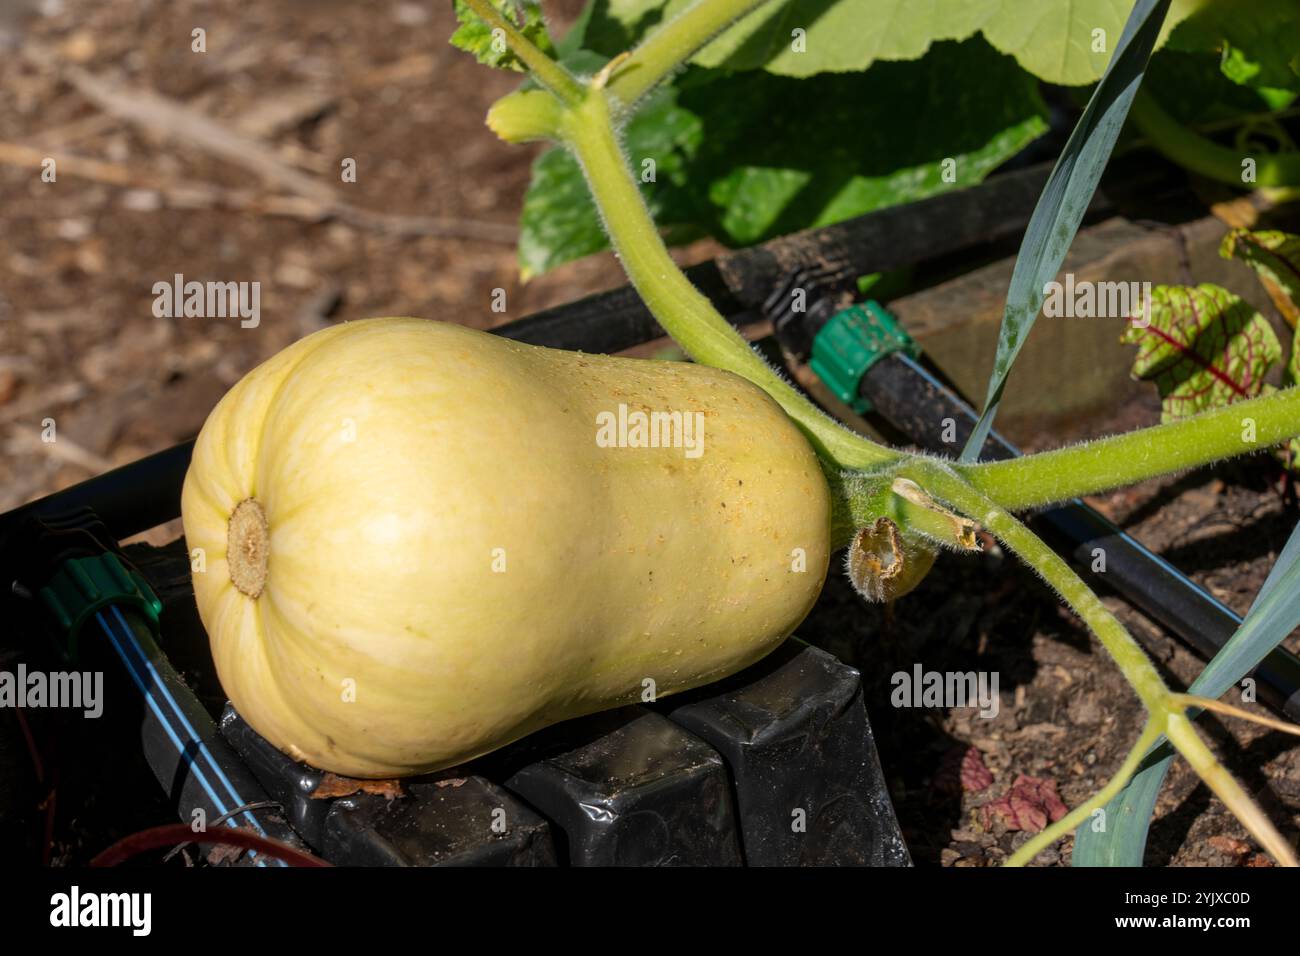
[827,463,978,551]
[907,459,1170,709]
[559,90,899,469]
[462,0,585,104]
[903,458,1297,866]
[960,387,1300,512]
[1164,711,1297,866]
[1130,88,1300,189]
[604,0,775,108]
[1010,711,1299,867]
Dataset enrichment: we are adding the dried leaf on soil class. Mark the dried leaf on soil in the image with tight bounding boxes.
[311,772,405,800]
[980,774,1068,833]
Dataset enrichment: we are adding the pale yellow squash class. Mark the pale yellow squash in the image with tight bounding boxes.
[182,318,831,777]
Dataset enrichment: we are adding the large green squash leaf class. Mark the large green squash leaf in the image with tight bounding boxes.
[574,0,1207,85]
[1165,0,1300,92]
[1120,284,1282,421]
[517,85,704,278]
[517,38,1046,276]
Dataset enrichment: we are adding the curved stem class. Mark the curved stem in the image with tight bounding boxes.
[560,90,899,469]
[910,459,1297,866]
[1006,719,1163,867]
[827,465,978,551]
[461,0,585,104]
[1164,712,1298,866]
[905,459,1170,709]
[1130,88,1300,189]
[1171,693,1300,739]
[1009,711,1299,867]
[959,386,1300,512]
[605,0,776,109]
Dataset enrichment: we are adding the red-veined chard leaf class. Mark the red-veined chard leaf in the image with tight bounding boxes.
[1220,229,1300,342]
[1221,232,1300,442]
[1121,284,1282,422]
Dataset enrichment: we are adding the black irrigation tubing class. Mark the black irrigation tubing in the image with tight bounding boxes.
[91,605,302,865]
[498,161,1092,354]
[860,352,1300,723]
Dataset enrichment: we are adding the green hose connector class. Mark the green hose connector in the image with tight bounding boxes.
[809,301,919,413]
[39,552,162,661]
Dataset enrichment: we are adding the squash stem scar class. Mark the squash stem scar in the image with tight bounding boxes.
[227,497,269,598]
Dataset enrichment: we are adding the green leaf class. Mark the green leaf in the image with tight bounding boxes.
[517,83,704,278]
[1221,229,1300,335]
[1121,284,1281,422]
[1074,513,1300,866]
[1143,50,1294,126]
[571,0,1205,86]
[517,38,1046,275]
[961,0,1172,460]
[972,0,1201,88]
[1166,0,1300,93]
[451,0,557,72]
[517,147,604,279]
[683,45,1047,245]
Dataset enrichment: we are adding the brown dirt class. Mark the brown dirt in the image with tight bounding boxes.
[1,0,637,514]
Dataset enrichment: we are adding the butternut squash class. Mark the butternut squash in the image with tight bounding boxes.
[182,318,830,777]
